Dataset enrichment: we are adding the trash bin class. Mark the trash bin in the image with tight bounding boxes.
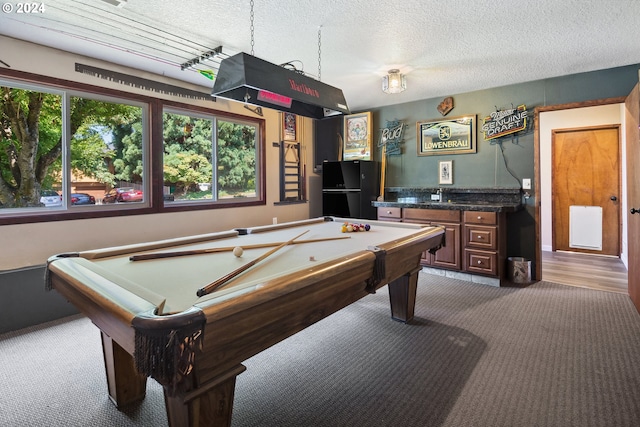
[507,257,531,283]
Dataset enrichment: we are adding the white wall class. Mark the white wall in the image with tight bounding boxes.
[539,104,628,267]
[0,36,315,270]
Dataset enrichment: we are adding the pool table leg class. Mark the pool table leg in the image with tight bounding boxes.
[100,331,147,407]
[387,266,421,323]
[164,364,246,427]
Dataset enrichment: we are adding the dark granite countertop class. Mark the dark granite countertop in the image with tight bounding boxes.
[372,200,522,213]
[373,187,524,213]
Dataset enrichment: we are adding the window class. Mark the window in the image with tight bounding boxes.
[69,95,146,206]
[163,111,213,202]
[0,84,63,210]
[216,119,258,200]
[0,71,264,224]
[163,109,259,204]
[0,81,147,214]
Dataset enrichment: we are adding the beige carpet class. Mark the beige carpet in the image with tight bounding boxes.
[1,274,639,426]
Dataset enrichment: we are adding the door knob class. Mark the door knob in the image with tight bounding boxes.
[610,196,617,201]
[631,208,640,215]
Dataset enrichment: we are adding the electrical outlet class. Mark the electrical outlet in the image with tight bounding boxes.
[522,178,531,190]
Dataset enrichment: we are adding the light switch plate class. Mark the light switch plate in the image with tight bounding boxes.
[522,178,531,189]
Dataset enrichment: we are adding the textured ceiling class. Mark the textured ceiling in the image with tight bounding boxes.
[1,0,640,112]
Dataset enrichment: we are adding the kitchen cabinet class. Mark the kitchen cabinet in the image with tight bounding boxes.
[377,206,507,283]
[463,211,506,278]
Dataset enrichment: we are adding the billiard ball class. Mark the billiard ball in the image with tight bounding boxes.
[233,246,244,257]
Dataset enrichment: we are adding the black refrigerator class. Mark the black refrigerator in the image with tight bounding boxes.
[322,160,379,220]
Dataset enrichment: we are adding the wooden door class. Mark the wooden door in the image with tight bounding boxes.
[552,126,621,255]
[625,83,640,312]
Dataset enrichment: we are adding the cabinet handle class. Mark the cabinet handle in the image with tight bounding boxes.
[477,216,482,220]
[477,235,483,239]
[386,210,392,215]
[477,260,482,265]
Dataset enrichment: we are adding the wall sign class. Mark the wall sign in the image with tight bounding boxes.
[482,104,528,140]
[417,115,476,156]
[378,119,406,156]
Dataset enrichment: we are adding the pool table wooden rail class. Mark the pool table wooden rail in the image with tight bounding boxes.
[46,217,444,426]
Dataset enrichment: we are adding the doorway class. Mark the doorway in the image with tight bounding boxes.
[534,101,628,287]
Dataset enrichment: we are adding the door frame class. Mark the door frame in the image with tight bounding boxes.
[533,97,626,281]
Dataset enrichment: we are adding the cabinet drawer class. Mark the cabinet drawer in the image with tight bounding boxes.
[464,249,498,276]
[464,211,497,225]
[404,208,461,223]
[377,207,402,220]
[465,225,498,250]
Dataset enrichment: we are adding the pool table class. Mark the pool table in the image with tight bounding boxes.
[46,217,444,426]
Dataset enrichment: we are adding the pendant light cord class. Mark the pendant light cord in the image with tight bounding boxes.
[317,26,322,81]
[250,0,255,56]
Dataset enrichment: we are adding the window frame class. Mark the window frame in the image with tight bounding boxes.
[0,69,266,225]
[65,89,150,211]
[158,101,265,213]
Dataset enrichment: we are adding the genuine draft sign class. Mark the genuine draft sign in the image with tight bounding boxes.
[482,105,528,140]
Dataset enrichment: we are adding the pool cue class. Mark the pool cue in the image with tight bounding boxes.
[129,236,350,261]
[378,144,386,200]
[196,230,309,297]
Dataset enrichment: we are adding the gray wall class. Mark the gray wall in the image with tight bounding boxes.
[369,64,639,278]
[0,267,78,333]
[1,64,638,334]
[372,65,639,189]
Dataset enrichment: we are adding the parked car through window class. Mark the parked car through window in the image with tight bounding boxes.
[71,193,96,205]
[102,188,143,203]
[40,190,62,207]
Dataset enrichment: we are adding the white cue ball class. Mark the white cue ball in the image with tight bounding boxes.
[233,246,244,257]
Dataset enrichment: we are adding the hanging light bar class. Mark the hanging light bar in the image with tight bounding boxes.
[212,53,350,119]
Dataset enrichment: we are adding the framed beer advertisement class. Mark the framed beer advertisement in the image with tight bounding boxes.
[417,115,476,156]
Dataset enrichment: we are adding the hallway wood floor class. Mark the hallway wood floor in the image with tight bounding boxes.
[542,250,628,294]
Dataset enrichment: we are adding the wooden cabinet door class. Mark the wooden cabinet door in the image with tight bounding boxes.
[431,222,461,270]
[404,219,460,269]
